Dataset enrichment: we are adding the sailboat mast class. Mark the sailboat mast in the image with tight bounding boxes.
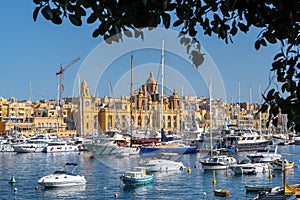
[78,74,84,136]
[161,40,165,131]
[258,83,262,134]
[238,80,240,128]
[209,78,213,157]
[130,55,134,147]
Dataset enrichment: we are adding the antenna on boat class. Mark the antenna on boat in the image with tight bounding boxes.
[258,83,262,134]
[238,80,240,129]
[130,54,134,147]
[161,39,165,132]
[78,73,84,136]
[209,77,213,157]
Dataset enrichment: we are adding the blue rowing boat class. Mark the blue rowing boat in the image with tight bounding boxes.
[120,167,154,186]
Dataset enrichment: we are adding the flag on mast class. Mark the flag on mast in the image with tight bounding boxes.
[29,82,32,96]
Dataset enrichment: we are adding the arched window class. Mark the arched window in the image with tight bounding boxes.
[138,116,142,127]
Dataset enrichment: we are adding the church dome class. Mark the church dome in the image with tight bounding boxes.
[146,72,157,84]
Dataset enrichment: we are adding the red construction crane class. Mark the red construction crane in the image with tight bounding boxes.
[56,57,80,107]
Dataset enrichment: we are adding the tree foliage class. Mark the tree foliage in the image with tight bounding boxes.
[32,0,300,132]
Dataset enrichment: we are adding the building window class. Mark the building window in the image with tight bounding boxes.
[168,116,171,128]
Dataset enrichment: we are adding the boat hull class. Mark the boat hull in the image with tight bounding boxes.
[38,174,86,188]
[85,143,119,155]
[139,159,185,172]
[245,185,272,193]
[43,145,78,153]
[214,189,230,197]
[120,175,154,186]
[140,147,197,154]
[230,163,271,175]
[236,140,271,152]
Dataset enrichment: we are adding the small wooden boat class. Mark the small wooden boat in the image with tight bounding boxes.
[214,189,230,197]
[272,159,294,170]
[245,185,272,193]
[285,183,300,196]
[120,167,154,186]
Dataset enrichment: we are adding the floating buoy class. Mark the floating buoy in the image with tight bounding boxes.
[212,179,216,185]
[212,170,216,185]
[187,167,191,174]
[114,193,119,198]
[269,173,273,179]
[203,192,207,196]
[35,184,39,191]
[104,187,107,190]
[14,187,17,193]
[9,175,16,184]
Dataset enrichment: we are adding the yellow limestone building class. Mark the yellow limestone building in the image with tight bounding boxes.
[77,80,101,136]
[98,72,182,133]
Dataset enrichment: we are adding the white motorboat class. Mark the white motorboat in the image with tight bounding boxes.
[13,134,52,153]
[139,153,185,172]
[294,136,300,145]
[13,140,49,153]
[38,163,86,188]
[85,132,140,156]
[199,155,237,170]
[42,141,78,153]
[246,145,281,163]
[230,161,271,175]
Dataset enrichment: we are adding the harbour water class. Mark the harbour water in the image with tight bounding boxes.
[1,145,300,200]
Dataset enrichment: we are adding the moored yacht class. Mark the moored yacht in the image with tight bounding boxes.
[42,140,78,153]
[120,167,154,186]
[13,134,52,153]
[246,145,281,163]
[85,131,140,156]
[230,161,271,175]
[216,127,271,152]
[138,152,185,172]
[38,163,86,187]
[199,155,237,170]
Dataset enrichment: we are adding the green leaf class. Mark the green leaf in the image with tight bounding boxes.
[33,0,41,4]
[99,21,110,35]
[230,25,237,36]
[254,40,260,50]
[92,28,100,38]
[265,32,276,44]
[69,14,82,26]
[124,30,133,37]
[237,22,249,33]
[266,88,275,100]
[274,52,284,61]
[33,6,41,21]
[87,13,98,24]
[74,5,86,16]
[41,5,53,20]
[173,20,182,27]
[260,39,267,46]
[51,13,62,25]
[162,13,171,28]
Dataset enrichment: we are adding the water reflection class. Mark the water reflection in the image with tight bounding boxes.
[93,154,140,172]
[121,184,154,195]
[40,185,86,198]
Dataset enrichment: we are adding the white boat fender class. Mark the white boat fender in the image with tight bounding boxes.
[114,193,118,198]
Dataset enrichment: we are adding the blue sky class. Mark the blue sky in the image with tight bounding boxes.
[0,1,280,103]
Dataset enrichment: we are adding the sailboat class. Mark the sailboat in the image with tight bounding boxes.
[85,57,140,156]
[199,78,237,170]
[140,40,197,155]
